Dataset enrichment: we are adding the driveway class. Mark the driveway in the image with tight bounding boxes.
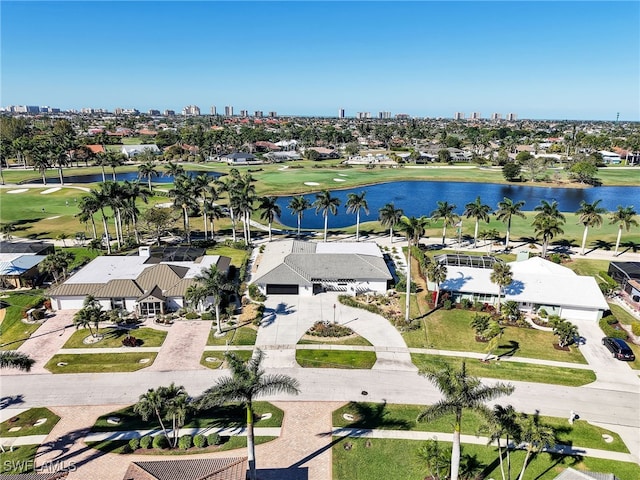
[256,292,415,371]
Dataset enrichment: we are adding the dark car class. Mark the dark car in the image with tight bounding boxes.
[602,337,636,361]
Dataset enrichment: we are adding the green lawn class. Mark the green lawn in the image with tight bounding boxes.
[62,327,167,348]
[298,335,373,347]
[92,401,283,432]
[564,258,610,277]
[207,325,257,346]
[44,352,158,373]
[332,402,626,453]
[295,349,377,369]
[0,290,46,349]
[411,309,587,364]
[200,351,224,369]
[0,445,40,474]
[0,408,60,437]
[411,354,596,387]
[332,438,639,480]
[205,245,250,267]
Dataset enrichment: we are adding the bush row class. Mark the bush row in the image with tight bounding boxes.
[128,432,225,452]
[599,316,628,340]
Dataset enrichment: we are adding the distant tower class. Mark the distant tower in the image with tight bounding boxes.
[616,112,620,122]
[210,106,217,115]
[507,113,517,121]
[454,112,465,120]
[338,108,345,119]
[224,106,234,116]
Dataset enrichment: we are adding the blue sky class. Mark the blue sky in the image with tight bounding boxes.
[2,1,638,120]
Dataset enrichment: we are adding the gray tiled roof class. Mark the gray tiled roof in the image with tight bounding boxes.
[123,457,247,480]
[136,264,189,291]
[0,471,68,480]
[94,279,143,298]
[285,253,391,282]
[554,468,619,480]
[47,283,103,297]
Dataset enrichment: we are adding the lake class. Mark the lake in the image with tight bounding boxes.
[22,170,221,185]
[275,181,640,229]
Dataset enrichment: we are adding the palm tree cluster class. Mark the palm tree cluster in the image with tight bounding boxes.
[134,382,190,449]
[216,169,257,245]
[187,265,234,335]
[38,250,75,284]
[0,351,35,371]
[73,295,107,338]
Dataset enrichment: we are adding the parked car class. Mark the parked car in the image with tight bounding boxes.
[602,337,636,361]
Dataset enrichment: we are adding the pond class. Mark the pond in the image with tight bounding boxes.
[275,181,640,229]
[22,170,221,185]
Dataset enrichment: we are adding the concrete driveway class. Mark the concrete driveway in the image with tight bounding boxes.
[256,292,416,371]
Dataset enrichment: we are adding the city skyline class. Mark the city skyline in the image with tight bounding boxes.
[1,1,638,121]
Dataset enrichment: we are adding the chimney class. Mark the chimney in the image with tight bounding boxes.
[139,246,151,257]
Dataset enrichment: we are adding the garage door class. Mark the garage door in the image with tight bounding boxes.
[561,307,598,321]
[266,284,299,295]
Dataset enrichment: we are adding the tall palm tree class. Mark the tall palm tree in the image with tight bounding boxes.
[121,180,150,244]
[576,199,606,255]
[258,196,282,242]
[94,151,110,182]
[76,195,100,240]
[532,200,566,258]
[137,161,159,192]
[203,201,224,240]
[169,174,197,244]
[490,262,513,313]
[313,190,341,242]
[73,295,106,338]
[345,191,369,241]
[480,405,521,480]
[0,351,35,371]
[378,202,404,243]
[216,172,240,242]
[431,201,459,246]
[195,265,234,335]
[235,174,257,245]
[426,261,448,306]
[197,349,300,480]
[463,196,492,248]
[101,181,125,249]
[398,216,430,323]
[495,197,526,249]
[418,361,514,480]
[516,412,556,480]
[162,383,190,448]
[192,173,213,240]
[31,148,51,185]
[164,161,185,179]
[288,195,311,238]
[134,387,173,447]
[107,151,126,181]
[609,205,638,255]
[88,185,112,254]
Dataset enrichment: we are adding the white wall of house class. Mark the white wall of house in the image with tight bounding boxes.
[54,297,86,310]
[560,307,603,322]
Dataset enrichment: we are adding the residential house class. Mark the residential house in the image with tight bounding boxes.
[122,457,247,480]
[220,152,260,165]
[434,254,608,321]
[608,261,640,309]
[303,147,340,160]
[252,240,393,296]
[121,144,161,158]
[48,246,231,315]
[0,241,54,288]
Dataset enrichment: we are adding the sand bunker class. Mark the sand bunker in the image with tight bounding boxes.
[7,189,28,194]
[333,178,346,182]
[41,187,61,194]
[304,182,320,186]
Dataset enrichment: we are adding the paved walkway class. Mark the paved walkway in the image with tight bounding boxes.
[147,320,212,371]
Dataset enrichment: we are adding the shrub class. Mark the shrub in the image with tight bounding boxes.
[128,437,140,451]
[460,298,473,310]
[122,336,140,347]
[193,434,207,448]
[200,311,214,321]
[184,312,200,320]
[152,435,169,449]
[538,308,548,319]
[248,284,266,301]
[207,433,221,446]
[599,317,628,340]
[178,435,193,450]
[598,271,618,288]
[443,299,453,310]
[139,435,152,449]
[631,321,640,337]
[603,315,618,325]
[308,321,353,337]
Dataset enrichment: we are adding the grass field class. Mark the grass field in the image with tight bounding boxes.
[0,444,39,474]
[0,407,60,437]
[207,325,257,346]
[295,349,377,368]
[0,290,46,349]
[62,327,167,348]
[411,354,596,386]
[45,352,158,373]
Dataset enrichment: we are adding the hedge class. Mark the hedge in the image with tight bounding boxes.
[178,435,192,450]
[139,435,152,449]
[599,317,628,340]
[193,434,207,448]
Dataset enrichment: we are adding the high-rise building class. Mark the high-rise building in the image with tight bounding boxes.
[470,112,481,120]
[378,111,391,119]
[454,112,465,120]
[210,106,217,115]
[356,112,371,119]
[164,110,175,116]
[225,106,234,116]
[240,110,248,117]
[507,113,517,121]
[491,113,502,120]
[182,105,200,116]
[254,111,263,118]
[338,108,345,119]
[395,114,410,119]
[148,109,161,116]
[268,111,277,117]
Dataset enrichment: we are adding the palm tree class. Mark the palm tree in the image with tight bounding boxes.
[0,351,35,371]
[31,148,51,185]
[398,216,430,323]
[490,262,513,314]
[169,174,197,244]
[162,383,190,448]
[203,201,224,240]
[38,251,74,284]
[378,202,404,243]
[609,205,638,255]
[216,172,240,242]
[134,387,173,447]
[94,151,110,182]
[516,412,556,480]
[73,295,106,338]
[431,201,459,246]
[463,196,492,248]
[197,349,300,480]
[195,265,234,335]
[418,361,514,480]
[192,173,214,240]
[258,196,281,242]
[313,190,341,242]
[88,185,113,254]
[345,191,369,241]
[164,161,185,179]
[426,261,448,306]
[480,405,521,480]
[101,181,125,249]
[236,174,258,245]
[532,200,566,258]
[576,199,606,255]
[107,151,126,181]
[76,196,100,240]
[288,195,311,237]
[137,161,159,192]
[495,197,526,249]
